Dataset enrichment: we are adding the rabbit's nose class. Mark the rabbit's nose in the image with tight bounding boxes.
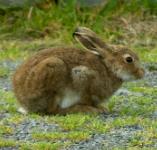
[136,68,145,79]
[139,68,145,78]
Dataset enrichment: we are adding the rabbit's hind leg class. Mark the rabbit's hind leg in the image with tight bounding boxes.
[18,107,28,115]
[20,56,67,114]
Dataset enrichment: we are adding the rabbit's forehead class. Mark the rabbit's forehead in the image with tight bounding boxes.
[115,48,139,60]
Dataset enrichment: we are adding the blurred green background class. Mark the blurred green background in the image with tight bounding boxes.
[0,0,156,62]
[0,0,156,48]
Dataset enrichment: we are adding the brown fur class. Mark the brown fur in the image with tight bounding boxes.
[12,27,144,115]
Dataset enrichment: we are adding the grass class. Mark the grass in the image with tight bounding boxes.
[32,131,91,142]
[19,142,63,150]
[0,67,10,78]
[0,126,13,135]
[0,0,157,149]
[0,90,17,113]
[0,138,16,148]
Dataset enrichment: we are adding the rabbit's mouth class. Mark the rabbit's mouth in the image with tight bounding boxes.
[133,68,145,79]
[115,68,145,81]
[115,69,136,81]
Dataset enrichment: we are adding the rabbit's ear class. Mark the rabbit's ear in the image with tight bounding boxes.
[73,27,107,56]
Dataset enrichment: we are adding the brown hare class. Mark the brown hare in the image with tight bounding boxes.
[12,27,145,115]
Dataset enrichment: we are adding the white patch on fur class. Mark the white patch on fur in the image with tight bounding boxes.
[104,61,134,81]
[116,69,135,81]
[18,107,28,115]
[60,89,80,109]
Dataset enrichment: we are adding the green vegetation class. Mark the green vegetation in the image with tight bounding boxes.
[0,126,13,135]
[19,142,63,150]
[0,67,10,77]
[32,131,91,142]
[0,138,16,148]
[0,0,157,149]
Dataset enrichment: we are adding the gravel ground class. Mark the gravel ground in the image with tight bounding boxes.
[0,61,157,149]
[67,126,143,150]
[3,119,60,142]
[0,60,20,91]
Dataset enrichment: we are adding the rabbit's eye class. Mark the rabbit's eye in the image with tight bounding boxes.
[125,56,133,63]
[123,54,134,64]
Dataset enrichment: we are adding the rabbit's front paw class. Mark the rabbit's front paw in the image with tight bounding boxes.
[18,107,28,115]
[58,104,104,115]
[96,104,109,114]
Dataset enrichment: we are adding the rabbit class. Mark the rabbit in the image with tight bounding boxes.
[12,27,145,115]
